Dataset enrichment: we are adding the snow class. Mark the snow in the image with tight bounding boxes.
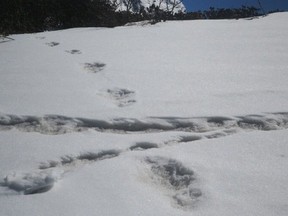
[0,13,288,216]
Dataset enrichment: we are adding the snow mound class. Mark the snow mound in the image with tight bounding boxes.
[1,112,288,134]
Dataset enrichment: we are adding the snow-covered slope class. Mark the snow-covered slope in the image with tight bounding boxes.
[0,13,288,216]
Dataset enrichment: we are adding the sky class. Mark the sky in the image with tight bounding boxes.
[183,0,288,12]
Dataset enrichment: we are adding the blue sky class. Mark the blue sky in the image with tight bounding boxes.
[183,0,288,12]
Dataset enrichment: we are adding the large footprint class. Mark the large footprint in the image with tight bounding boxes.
[106,88,136,107]
[1,169,63,195]
[144,156,202,208]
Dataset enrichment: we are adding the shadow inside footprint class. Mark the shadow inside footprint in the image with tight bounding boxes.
[107,88,135,99]
[2,172,58,195]
[77,150,120,161]
[130,142,158,151]
[24,182,54,195]
[178,135,202,143]
[46,42,60,47]
[84,62,106,73]
[66,49,81,54]
[107,88,136,107]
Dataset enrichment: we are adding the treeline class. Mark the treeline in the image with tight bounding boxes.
[0,0,265,35]
[149,6,263,21]
[184,6,262,20]
[0,0,123,35]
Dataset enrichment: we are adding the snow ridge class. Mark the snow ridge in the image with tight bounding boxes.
[1,112,288,134]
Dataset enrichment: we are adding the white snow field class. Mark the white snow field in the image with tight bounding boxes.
[1,12,288,216]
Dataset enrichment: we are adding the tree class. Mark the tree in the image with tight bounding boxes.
[0,0,122,34]
[165,0,184,15]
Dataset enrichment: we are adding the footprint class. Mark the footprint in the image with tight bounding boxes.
[178,135,202,143]
[77,150,120,162]
[107,88,136,107]
[65,49,82,54]
[145,156,202,208]
[39,149,121,170]
[0,169,63,195]
[129,142,158,151]
[46,42,60,47]
[0,149,122,195]
[84,62,106,73]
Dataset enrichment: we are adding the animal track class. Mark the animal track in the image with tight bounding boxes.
[39,150,121,170]
[0,169,62,195]
[107,88,136,107]
[2,142,202,208]
[65,49,81,54]
[46,42,60,47]
[1,114,287,207]
[1,112,287,135]
[0,149,121,195]
[178,135,202,143]
[84,62,106,73]
[145,157,201,208]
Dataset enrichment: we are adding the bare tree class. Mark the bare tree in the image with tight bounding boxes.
[164,0,184,15]
[119,0,141,12]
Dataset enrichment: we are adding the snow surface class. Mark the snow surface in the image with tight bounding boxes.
[0,13,288,216]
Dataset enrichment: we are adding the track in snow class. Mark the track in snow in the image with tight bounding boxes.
[83,62,106,73]
[106,88,136,107]
[45,41,60,47]
[0,112,288,135]
[65,49,81,54]
[145,157,202,208]
[1,112,288,209]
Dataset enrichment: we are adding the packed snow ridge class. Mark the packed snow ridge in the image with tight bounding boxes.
[0,112,288,134]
